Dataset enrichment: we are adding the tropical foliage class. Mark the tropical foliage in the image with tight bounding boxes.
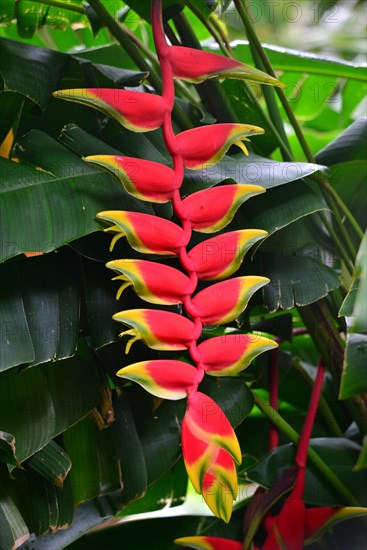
[0,1,366,549]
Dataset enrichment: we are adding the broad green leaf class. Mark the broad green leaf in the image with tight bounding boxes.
[247,438,367,506]
[260,252,340,312]
[0,37,69,110]
[16,0,39,38]
[63,391,148,505]
[183,153,324,194]
[120,459,187,516]
[0,0,15,23]
[0,431,19,467]
[340,231,367,331]
[0,132,151,262]
[0,260,35,370]
[230,42,367,82]
[0,91,24,146]
[24,512,201,550]
[354,436,367,471]
[13,469,74,537]
[0,250,81,372]
[92,63,149,86]
[82,257,121,349]
[26,441,72,488]
[339,333,367,400]
[0,339,100,463]
[0,466,29,550]
[341,80,367,125]
[63,416,122,504]
[240,180,326,240]
[316,117,367,165]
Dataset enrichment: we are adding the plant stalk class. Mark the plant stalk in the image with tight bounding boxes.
[254,392,359,506]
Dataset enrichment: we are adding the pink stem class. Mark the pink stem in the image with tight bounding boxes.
[269,347,279,450]
[295,359,326,469]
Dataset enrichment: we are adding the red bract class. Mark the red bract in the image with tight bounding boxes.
[177,124,264,169]
[182,184,265,233]
[167,45,284,87]
[53,88,168,132]
[198,334,278,376]
[106,259,191,304]
[97,211,186,254]
[188,229,267,280]
[112,309,197,352]
[184,392,242,464]
[191,276,269,325]
[84,156,180,203]
[116,359,198,400]
[181,393,240,522]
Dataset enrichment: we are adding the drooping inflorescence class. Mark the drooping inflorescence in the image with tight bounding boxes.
[54,0,282,522]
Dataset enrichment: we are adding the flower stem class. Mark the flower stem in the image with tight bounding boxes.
[253,392,359,506]
[295,360,326,468]
[291,361,344,438]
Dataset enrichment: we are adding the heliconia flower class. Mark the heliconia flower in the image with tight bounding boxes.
[188,229,267,281]
[181,416,218,494]
[205,448,238,499]
[116,360,198,400]
[112,309,197,352]
[176,124,264,170]
[191,276,269,325]
[53,88,167,132]
[182,184,265,233]
[184,392,242,464]
[167,46,284,87]
[181,406,238,521]
[84,156,180,203]
[198,334,278,376]
[106,259,191,304]
[202,465,235,523]
[174,536,243,550]
[97,211,185,254]
[262,493,305,550]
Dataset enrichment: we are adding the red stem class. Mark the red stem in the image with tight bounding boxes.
[295,359,326,469]
[151,0,204,384]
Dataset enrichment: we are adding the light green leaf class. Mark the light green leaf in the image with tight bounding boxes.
[231,42,367,82]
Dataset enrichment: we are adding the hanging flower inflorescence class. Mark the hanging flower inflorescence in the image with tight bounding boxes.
[54,0,283,522]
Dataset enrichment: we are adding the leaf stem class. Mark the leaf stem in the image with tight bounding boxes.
[253,392,359,506]
[31,0,85,14]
